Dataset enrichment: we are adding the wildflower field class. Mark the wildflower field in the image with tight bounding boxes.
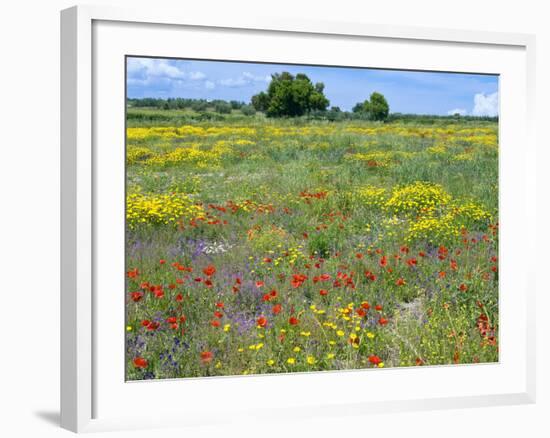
[126,111,498,380]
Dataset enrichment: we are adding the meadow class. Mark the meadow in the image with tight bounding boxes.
[125,109,499,380]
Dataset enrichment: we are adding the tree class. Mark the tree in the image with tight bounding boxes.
[368,92,389,121]
[251,92,269,112]
[214,101,232,114]
[240,104,256,116]
[352,91,390,121]
[250,72,329,117]
[352,102,364,113]
[230,100,244,110]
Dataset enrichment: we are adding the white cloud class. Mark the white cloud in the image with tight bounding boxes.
[218,77,248,87]
[127,58,207,86]
[447,108,468,116]
[204,81,215,90]
[242,72,271,83]
[472,92,499,117]
[218,71,271,88]
[189,71,206,80]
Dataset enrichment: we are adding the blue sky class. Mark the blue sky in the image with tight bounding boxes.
[127,57,499,116]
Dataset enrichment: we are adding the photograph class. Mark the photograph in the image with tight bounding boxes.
[124,56,499,380]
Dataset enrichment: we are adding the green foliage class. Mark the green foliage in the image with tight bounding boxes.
[251,92,269,112]
[251,72,330,117]
[214,101,232,114]
[230,100,244,110]
[353,91,390,121]
[240,104,256,116]
[369,92,390,121]
[192,101,208,112]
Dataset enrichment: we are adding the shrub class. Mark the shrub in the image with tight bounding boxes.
[214,102,232,114]
[241,104,256,116]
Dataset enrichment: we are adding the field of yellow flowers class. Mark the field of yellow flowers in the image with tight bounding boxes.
[126,114,498,380]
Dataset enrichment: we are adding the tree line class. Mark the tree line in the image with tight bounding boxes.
[128,71,390,120]
[128,71,497,122]
[127,97,257,115]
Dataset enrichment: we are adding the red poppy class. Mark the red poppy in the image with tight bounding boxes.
[262,293,271,302]
[291,274,308,288]
[168,284,176,290]
[141,319,151,327]
[361,301,371,310]
[379,256,388,267]
[355,253,363,259]
[356,308,367,317]
[210,319,221,328]
[257,316,268,328]
[166,316,177,324]
[143,321,160,331]
[215,302,224,308]
[395,278,406,286]
[400,245,409,253]
[319,273,331,281]
[406,258,417,267]
[130,291,144,302]
[378,317,389,325]
[175,293,183,302]
[439,271,446,278]
[364,271,377,281]
[272,304,282,315]
[179,315,187,323]
[200,351,214,364]
[289,316,300,326]
[368,355,382,366]
[154,289,164,299]
[263,257,272,263]
[127,268,139,278]
[133,357,148,369]
[418,251,426,257]
[203,265,216,277]
[459,283,468,292]
[319,289,329,296]
[159,259,166,265]
[453,350,460,364]
[204,279,213,288]
[255,280,265,288]
[176,278,184,284]
[214,311,223,319]
[375,304,383,311]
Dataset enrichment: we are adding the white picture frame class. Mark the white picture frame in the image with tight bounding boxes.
[60,4,537,433]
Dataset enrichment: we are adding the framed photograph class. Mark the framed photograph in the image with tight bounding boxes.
[61,4,536,432]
